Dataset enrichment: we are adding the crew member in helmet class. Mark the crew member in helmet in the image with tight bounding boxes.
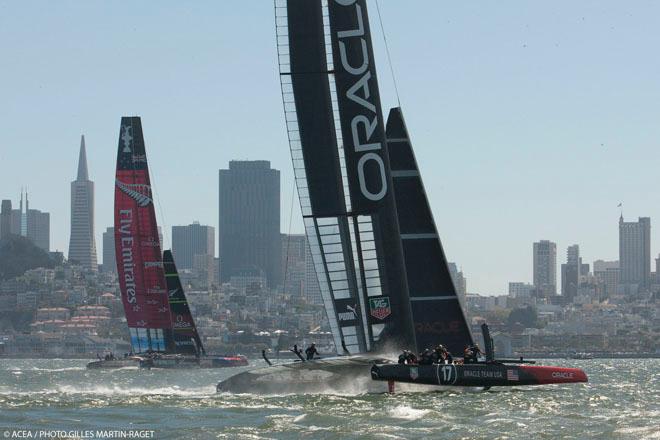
[305,343,319,360]
[463,345,474,363]
[419,348,433,365]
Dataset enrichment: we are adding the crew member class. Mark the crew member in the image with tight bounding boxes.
[305,343,319,360]
[432,345,445,364]
[463,345,473,363]
[419,348,433,365]
[470,344,483,363]
[443,349,454,364]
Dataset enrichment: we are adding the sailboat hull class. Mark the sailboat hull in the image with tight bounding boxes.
[216,356,391,394]
[371,362,588,387]
[139,354,248,369]
[86,357,141,369]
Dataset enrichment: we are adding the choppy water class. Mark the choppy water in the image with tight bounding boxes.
[0,358,658,439]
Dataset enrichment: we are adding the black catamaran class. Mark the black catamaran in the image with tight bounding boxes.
[217,0,588,392]
[88,117,247,369]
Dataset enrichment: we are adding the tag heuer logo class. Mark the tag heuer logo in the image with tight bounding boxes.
[369,297,391,320]
[410,366,419,381]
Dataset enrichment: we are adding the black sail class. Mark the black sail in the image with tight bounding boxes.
[276,0,415,354]
[163,250,205,356]
[385,107,474,355]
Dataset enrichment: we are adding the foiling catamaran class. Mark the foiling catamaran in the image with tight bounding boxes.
[87,117,247,369]
[217,0,586,392]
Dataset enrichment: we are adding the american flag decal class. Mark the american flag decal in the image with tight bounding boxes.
[507,369,519,381]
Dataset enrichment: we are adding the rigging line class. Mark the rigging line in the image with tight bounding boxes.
[149,157,168,252]
[282,177,296,294]
[374,0,401,108]
[143,133,168,252]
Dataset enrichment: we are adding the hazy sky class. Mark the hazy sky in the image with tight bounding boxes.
[1,1,659,294]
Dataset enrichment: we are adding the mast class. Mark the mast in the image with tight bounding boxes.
[385,107,474,355]
[163,250,205,356]
[276,0,415,354]
[114,117,173,353]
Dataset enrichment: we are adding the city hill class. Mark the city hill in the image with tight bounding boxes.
[0,234,55,281]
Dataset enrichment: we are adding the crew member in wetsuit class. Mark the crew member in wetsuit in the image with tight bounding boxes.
[463,345,473,363]
[406,351,418,365]
[432,345,446,364]
[305,343,319,360]
[469,344,482,363]
[419,348,433,365]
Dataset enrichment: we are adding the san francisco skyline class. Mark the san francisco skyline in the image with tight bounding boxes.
[1,1,659,293]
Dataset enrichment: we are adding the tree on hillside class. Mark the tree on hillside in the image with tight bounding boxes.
[507,306,538,329]
[0,234,54,281]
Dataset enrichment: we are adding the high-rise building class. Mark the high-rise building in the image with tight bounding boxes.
[102,227,116,273]
[619,216,651,290]
[193,253,216,289]
[219,161,281,287]
[533,240,556,297]
[508,282,534,299]
[68,136,98,271]
[561,244,581,302]
[447,262,467,302]
[0,200,11,239]
[171,222,215,270]
[27,208,50,252]
[282,233,306,297]
[281,233,322,304]
[5,191,50,251]
[593,260,619,298]
[304,242,322,305]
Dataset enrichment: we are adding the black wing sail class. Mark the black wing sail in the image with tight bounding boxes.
[385,107,474,355]
[276,0,416,354]
[163,250,205,356]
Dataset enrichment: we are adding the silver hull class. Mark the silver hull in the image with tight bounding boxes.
[216,355,391,394]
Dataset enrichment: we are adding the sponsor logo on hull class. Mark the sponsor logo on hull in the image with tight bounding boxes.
[507,369,519,381]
